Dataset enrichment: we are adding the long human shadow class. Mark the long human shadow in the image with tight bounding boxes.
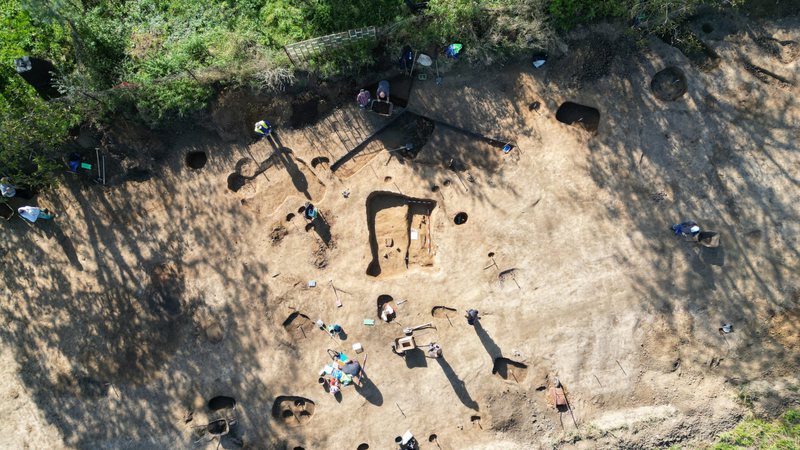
[308,212,332,247]
[474,320,503,361]
[435,356,479,410]
[268,133,311,200]
[353,375,384,406]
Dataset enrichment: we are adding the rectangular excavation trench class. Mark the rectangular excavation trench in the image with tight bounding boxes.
[365,192,437,277]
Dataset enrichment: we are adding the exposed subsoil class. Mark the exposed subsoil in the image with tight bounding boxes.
[1,13,799,450]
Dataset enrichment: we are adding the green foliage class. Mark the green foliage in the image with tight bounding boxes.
[134,78,213,126]
[307,39,377,79]
[549,0,628,29]
[0,0,749,190]
[708,409,800,450]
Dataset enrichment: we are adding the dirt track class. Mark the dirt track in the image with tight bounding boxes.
[0,12,798,450]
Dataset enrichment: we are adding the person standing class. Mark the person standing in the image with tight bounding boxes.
[254,119,272,138]
[465,309,479,325]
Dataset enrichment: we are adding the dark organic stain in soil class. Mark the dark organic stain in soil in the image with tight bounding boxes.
[311,156,330,168]
[283,312,315,341]
[492,357,528,382]
[272,396,315,427]
[454,212,468,225]
[556,102,600,132]
[207,419,227,435]
[185,151,207,170]
[651,67,688,101]
[227,173,246,192]
[208,396,236,411]
[291,96,321,128]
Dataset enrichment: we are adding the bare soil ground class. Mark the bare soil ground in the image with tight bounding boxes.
[1,13,799,450]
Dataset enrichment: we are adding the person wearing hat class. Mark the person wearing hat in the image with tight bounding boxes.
[254,119,272,138]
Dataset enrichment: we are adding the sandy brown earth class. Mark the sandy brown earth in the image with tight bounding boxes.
[1,12,799,450]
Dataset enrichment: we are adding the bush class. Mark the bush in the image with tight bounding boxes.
[135,79,213,126]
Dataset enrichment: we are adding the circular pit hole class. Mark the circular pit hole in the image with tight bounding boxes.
[286,213,295,221]
[431,185,440,192]
[227,173,246,192]
[443,179,452,187]
[701,23,713,34]
[282,410,293,418]
[186,151,207,170]
[429,434,438,442]
[384,176,392,183]
[454,212,468,225]
[357,444,370,450]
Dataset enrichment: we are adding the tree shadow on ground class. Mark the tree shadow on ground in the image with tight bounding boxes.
[0,131,306,448]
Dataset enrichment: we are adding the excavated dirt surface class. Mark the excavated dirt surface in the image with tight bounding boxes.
[0,14,799,450]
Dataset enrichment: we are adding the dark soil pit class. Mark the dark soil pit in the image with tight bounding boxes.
[376,295,397,322]
[311,156,330,168]
[365,192,437,278]
[357,444,369,450]
[651,67,688,101]
[701,23,714,34]
[371,101,393,115]
[208,396,236,411]
[290,95,322,128]
[431,306,457,318]
[282,312,315,341]
[556,102,600,132]
[384,176,392,183]
[185,151,207,170]
[492,357,528,382]
[272,396,316,427]
[286,213,295,221]
[227,173,246,192]
[454,212,468,225]
[431,185,439,192]
[207,419,228,435]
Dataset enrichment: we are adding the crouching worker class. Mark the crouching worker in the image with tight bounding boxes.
[254,119,272,138]
[672,221,700,238]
